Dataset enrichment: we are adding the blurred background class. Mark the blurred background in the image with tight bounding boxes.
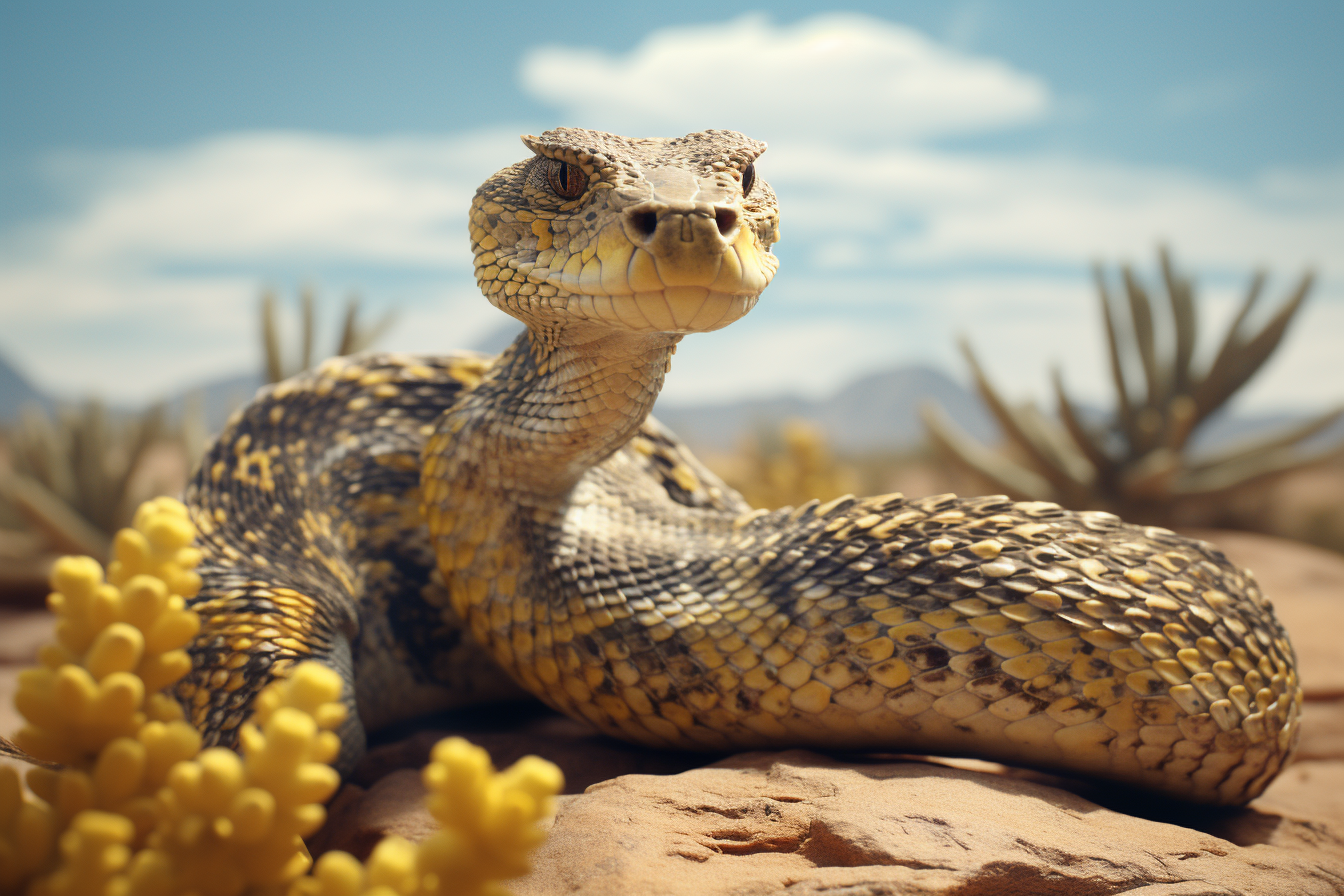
[1,1,1341,597]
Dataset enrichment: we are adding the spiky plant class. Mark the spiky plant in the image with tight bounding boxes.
[922,247,1340,525]
[0,400,175,561]
[261,286,396,384]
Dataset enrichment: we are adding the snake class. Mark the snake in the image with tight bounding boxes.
[179,127,1301,805]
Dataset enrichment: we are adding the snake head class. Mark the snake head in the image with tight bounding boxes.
[471,127,780,335]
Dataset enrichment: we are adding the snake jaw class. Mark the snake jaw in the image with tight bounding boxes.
[473,128,779,335]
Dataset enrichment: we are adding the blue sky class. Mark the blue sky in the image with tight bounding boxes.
[1,2,1341,411]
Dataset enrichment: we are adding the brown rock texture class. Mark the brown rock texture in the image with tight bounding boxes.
[515,751,1344,896]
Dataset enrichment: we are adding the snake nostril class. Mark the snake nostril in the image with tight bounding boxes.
[714,207,738,237]
[628,209,659,240]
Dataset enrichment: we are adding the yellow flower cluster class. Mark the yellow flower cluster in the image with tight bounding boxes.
[298,737,563,896]
[0,766,54,893]
[122,662,347,896]
[0,497,562,896]
[14,497,202,768]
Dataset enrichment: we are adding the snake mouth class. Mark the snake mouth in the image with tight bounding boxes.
[484,221,778,334]
[558,288,761,334]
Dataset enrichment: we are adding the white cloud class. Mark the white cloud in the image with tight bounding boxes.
[762,145,1344,274]
[524,14,1342,412]
[0,129,527,401]
[12,131,514,269]
[521,13,1049,144]
[0,13,1338,416]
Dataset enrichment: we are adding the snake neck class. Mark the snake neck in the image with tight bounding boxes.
[421,324,679,620]
[442,325,679,497]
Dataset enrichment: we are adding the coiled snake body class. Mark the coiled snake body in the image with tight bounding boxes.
[181,128,1300,805]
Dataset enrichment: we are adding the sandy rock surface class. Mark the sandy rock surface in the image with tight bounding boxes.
[1,529,1341,894]
[516,750,1344,896]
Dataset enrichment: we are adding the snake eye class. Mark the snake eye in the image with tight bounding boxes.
[546,159,587,199]
[741,162,756,197]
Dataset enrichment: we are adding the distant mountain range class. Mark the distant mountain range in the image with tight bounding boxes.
[655,365,998,454]
[2,346,1339,461]
[0,353,54,420]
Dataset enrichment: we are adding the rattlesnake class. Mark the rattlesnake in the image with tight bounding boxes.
[180,128,1300,805]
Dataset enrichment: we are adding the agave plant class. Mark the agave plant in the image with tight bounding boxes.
[261,286,396,383]
[922,247,1340,525]
[0,395,206,609]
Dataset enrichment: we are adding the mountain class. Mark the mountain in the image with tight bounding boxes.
[4,341,1337,462]
[654,365,998,455]
[161,372,265,432]
[0,352,54,421]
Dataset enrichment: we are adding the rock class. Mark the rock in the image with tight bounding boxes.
[307,771,436,859]
[1252,760,1344,830]
[1299,701,1344,761]
[513,751,1344,896]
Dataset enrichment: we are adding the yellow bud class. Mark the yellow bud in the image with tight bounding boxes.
[86,623,146,680]
[15,667,62,730]
[93,737,146,806]
[118,795,160,843]
[167,757,203,804]
[55,664,99,721]
[286,662,344,711]
[313,703,348,732]
[144,693,186,723]
[196,748,246,814]
[50,555,104,603]
[364,835,419,893]
[108,530,150,585]
[286,764,340,808]
[137,651,193,694]
[139,720,201,787]
[38,642,75,670]
[291,801,327,838]
[53,616,96,659]
[90,672,144,727]
[227,787,275,843]
[123,847,174,896]
[503,754,565,804]
[88,584,122,634]
[312,730,342,766]
[143,611,200,655]
[119,575,168,630]
[429,736,490,773]
[145,513,195,553]
[15,801,57,876]
[167,568,202,599]
[261,708,318,766]
[310,850,365,896]
[55,769,95,819]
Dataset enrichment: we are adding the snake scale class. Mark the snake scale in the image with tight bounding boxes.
[179,128,1301,805]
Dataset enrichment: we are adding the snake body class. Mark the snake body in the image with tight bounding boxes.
[180,128,1300,805]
